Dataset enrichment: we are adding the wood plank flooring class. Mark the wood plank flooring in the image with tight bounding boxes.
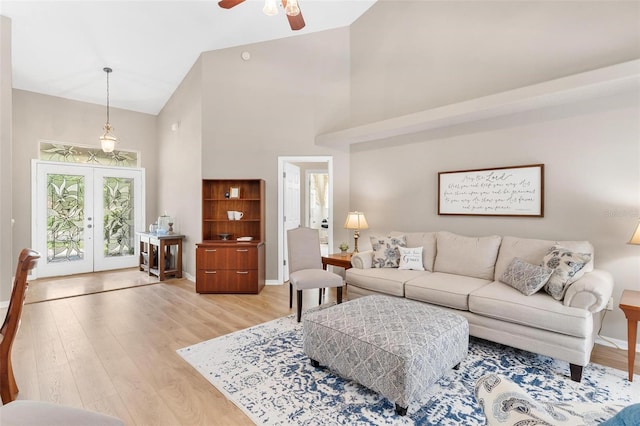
[25,268,160,304]
[10,273,639,425]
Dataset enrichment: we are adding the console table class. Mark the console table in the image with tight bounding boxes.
[138,232,185,281]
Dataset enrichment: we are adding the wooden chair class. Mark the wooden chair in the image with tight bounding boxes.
[287,227,343,322]
[1,248,40,404]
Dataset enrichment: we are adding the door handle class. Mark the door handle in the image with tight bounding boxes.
[205,249,217,252]
[236,271,249,274]
[236,249,249,252]
[205,271,217,274]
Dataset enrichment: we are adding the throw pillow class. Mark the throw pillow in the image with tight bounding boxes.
[370,235,407,268]
[398,246,425,271]
[542,245,592,301]
[500,258,553,296]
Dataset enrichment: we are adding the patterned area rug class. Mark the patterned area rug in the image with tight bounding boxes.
[177,315,639,425]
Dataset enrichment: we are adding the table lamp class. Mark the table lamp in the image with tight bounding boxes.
[344,211,369,253]
[629,220,640,245]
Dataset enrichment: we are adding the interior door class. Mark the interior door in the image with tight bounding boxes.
[283,162,301,282]
[34,162,144,278]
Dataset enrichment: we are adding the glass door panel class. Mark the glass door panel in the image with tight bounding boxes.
[93,167,144,271]
[34,162,144,277]
[36,164,94,277]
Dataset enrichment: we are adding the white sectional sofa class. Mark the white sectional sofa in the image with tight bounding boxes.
[345,231,614,382]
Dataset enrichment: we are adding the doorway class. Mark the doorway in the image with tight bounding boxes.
[278,156,333,284]
[32,161,145,278]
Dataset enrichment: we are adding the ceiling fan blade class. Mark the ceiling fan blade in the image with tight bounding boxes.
[218,0,246,9]
[281,0,305,31]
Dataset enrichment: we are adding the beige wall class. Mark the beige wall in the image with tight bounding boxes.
[349,0,640,126]
[197,28,352,280]
[11,90,159,270]
[157,58,203,278]
[0,16,12,301]
[348,1,640,342]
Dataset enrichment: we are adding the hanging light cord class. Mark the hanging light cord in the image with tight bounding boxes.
[104,67,112,125]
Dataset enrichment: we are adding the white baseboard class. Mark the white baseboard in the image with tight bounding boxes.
[596,334,640,353]
[183,271,195,282]
[266,280,283,286]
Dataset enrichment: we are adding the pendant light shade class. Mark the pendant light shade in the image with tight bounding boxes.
[100,67,118,153]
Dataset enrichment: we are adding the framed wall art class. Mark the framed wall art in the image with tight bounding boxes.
[438,164,544,217]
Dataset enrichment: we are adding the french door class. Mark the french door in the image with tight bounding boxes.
[33,161,144,278]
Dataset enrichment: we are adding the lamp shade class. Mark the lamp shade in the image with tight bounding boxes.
[344,211,368,230]
[629,221,640,245]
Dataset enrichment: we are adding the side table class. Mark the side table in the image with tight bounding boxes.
[321,252,353,271]
[319,253,352,303]
[619,289,640,382]
[138,232,185,281]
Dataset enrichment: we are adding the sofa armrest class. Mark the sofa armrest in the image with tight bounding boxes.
[563,269,614,313]
[350,250,373,269]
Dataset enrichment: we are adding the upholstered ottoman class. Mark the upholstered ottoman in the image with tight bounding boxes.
[303,295,469,415]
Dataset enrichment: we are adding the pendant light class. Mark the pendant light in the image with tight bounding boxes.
[99,67,118,153]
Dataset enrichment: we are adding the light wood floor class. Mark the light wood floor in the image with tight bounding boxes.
[11,274,639,425]
[25,268,160,304]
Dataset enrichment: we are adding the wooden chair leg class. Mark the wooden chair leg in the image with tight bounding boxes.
[297,290,303,322]
[289,282,293,309]
[0,356,17,404]
[337,287,343,304]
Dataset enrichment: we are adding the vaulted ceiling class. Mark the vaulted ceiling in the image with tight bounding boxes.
[1,0,376,115]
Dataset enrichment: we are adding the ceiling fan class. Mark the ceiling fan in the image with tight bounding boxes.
[218,0,306,31]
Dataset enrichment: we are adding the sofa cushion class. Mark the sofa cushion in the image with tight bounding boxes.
[542,246,592,301]
[500,258,553,296]
[345,267,424,297]
[389,231,437,271]
[469,281,591,338]
[494,236,594,282]
[398,246,425,271]
[370,235,407,268]
[434,231,502,280]
[405,272,492,310]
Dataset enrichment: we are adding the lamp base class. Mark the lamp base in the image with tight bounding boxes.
[353,231,360,253]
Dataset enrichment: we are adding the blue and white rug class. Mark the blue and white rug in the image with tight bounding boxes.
[177,315,639,425]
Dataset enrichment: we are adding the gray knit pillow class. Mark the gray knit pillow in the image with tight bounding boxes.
[500,258,553,296]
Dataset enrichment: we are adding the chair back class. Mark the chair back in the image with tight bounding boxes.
[1,249,40,359]
[287,227,322,273]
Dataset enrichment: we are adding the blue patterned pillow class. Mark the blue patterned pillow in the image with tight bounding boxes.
[542,246,592,301]
[370,235,407,268]
[500,258,553,296]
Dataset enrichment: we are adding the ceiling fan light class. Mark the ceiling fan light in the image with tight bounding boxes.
[263,0,278,16]
[284,0,300,16]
